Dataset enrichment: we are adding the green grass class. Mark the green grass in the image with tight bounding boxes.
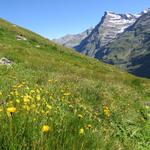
[0,18,150,150]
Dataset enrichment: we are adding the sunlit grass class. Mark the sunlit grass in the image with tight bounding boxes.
[0,80,149,149]
[0,18,150,149]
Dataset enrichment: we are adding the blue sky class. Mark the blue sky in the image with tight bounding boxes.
[0,0,150,39]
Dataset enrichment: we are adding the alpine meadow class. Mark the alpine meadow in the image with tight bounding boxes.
[0,1,150,149]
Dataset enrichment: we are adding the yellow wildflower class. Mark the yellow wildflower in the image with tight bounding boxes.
[47,104,52,110]
[63,92,71,96]
[79,128,84,134]
[36,95,41,101]
[103,106,110,117]
[23,95,30,103]
[7,107,17,113]
[16,99,20,103]
[42,125,50,132]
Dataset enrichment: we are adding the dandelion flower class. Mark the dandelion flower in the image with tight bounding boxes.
[42,125,50,132]
[7,107,16,115]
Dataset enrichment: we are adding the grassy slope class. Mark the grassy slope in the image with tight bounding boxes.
[0,18,150,150]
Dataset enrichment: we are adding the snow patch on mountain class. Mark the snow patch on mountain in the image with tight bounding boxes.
[74,10,142,57]
[98,11,139,46]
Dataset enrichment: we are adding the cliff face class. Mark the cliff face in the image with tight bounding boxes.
[75,11,139,57]
[99,11,150,78]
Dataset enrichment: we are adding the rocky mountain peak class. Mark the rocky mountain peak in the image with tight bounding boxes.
[105,11,116,15]
[104,11,138,20]
[142,8,150,14]
[54,9,148,58]
[75,10,140,57]
[96,11,150,78]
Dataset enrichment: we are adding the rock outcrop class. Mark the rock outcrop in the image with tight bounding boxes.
[0,57,13,66]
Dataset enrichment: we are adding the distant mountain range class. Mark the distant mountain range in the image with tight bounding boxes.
[53,27,93,48]
[54,8,150,78]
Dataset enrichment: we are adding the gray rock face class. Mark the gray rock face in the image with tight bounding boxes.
[53,28,93,48]
[75,11,139,57]
[98,11,150,78]
[0,57,12,66]
[16,35,27,41]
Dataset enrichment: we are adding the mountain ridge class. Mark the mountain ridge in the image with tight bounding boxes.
[75,11,140,57]
[53,27,93,48]
[98,11,150,78]
[54,9,150,51]
[54,9,150,78]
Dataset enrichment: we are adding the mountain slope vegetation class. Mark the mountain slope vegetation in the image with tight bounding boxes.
[0,18,150,150]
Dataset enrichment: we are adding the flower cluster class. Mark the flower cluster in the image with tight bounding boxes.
[103,106,110,117]
[0,80,105,140]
